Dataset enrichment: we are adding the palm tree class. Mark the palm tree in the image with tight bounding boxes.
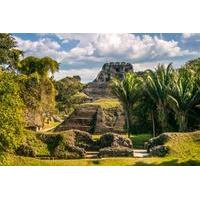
[145,63,174,133]
[111,72,142,137]
[167,68,200,131]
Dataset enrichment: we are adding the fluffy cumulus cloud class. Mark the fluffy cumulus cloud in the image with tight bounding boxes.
[54,68,100,83]
[15,36,66,61]
[57,33,195,63]
[16,33,196,64]
[14,33,198,82]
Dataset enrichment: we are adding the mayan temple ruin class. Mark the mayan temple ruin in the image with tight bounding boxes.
[55,62,133,134]
[83,62,133,99]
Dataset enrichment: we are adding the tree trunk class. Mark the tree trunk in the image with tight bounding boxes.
[178,112,187,132]
[124,104,132,138]
[158,104,168,133]
[151,112,156,137]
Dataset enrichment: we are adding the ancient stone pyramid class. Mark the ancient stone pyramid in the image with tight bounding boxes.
[83,62,133,100]
[54,62,133,134]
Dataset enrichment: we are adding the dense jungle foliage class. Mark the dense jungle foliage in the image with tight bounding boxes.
[0,33,199,155]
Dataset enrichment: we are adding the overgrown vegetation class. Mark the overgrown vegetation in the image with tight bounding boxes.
[0,70,24,152]
[111,63,200,136]
[0,33,200,165]
[1,131,200,166]
[55,76,85,115]
[82,98,121,109]
[0,34,59,153]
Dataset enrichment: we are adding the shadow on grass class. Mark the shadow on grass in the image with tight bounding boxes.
[133,159,200,166]
[92,160,100,165]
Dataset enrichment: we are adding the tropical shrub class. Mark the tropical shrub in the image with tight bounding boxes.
[0,70,24,152]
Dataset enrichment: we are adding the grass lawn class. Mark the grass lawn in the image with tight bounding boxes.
[1,153,200,166]
[1,131,200,166]
[81,98,121,109]
[130,134,152,149]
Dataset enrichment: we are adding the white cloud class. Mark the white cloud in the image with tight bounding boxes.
[16,34,196,66]
[133,62,157,72]
[182,33,200,39]
[54,68,100,83]
[15,33,197,82]
[57,33,195,63]
[15,36,66,61]
[182,33,193,39]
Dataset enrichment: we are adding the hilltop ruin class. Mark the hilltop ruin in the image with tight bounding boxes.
[83,62,133,100]
[55,62,133,134]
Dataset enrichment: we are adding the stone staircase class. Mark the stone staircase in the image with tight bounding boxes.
[133,149,150,158]
[54,106,98,133]
[85,151,99,159]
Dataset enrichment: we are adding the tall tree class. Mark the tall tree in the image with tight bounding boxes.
[17,56,59,78]
[145,63,174,133]
[0,33,23,70]
[167,68,200,131]
[111,72,142,137]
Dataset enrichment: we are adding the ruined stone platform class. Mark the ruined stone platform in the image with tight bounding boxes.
[55,62,133,134]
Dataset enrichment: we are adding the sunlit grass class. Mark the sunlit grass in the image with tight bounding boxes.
[80,98,121,109]
[1,131,200,166]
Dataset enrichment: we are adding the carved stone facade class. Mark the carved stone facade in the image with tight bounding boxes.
[84,62,133,99]
[95,62,133,83]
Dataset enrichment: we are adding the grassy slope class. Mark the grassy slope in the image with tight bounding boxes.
[1,131,200,166]
[81,98,121,110]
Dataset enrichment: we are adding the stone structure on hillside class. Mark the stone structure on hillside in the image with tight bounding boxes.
[55,62,133,134]
[95,62,133,82]
[83,62,133,100]
[54,104,125,134]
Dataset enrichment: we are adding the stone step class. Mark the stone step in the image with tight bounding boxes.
[73,109,98,117]
[68,118,94,126]
[133,149,150,158]
[85,151,99,159]
[55,125,92,132]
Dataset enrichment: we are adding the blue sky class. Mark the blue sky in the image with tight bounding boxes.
[13,33,200,83]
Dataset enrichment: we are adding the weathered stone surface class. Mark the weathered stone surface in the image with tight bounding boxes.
[53,143,85,159]
[54,106,99,133]
[54,105,125,134]
[98,147,133,158]
[24,108,43,131]
[99,133,133,148]
[95,62,133,82]
[144,133,172,152]
[55,62,132,134]
[150,145,169,157]
[83,62,133,100]
[38,129,94,159]
[73,129,94,150]
[84,82,113,100]
[145,133,173,156]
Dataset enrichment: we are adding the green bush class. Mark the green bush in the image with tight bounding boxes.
[0,70,24,152]
[15,144,36,157]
